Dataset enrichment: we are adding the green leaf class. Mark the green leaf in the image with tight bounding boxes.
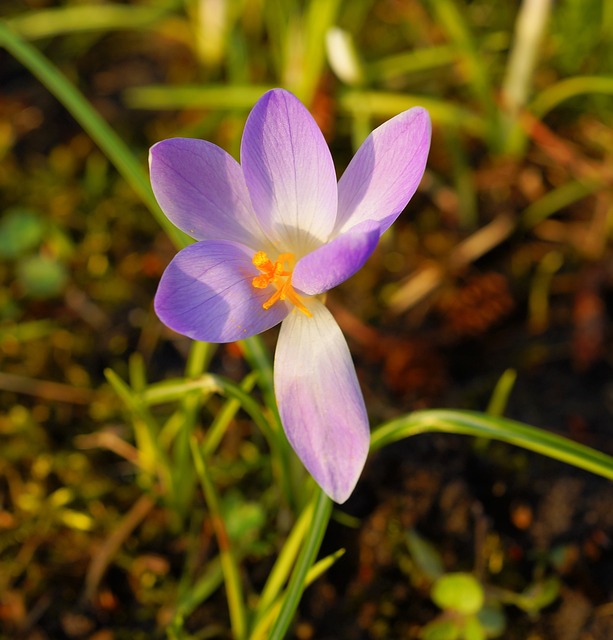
[463,616,486,640]
[421,619,461,640]
[0,21,189,251]
[517,577,560,614]
[7,4,169,40]
[530,75,613,118]
[406,529,445,580]
[267,489,332,640]
[477,605,506,637]
[486,369,517,417]
[372,410,613,481]
[431,573,484,615]
[16,255,67,298]
[221,491,267,549]
[0,208,45,258]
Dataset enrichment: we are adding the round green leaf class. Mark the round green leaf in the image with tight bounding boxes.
[431,573,484,615]
[463,615,486,640]
[17,255,68,298]
[421,619,460,640]
[0,208,45,259]
[477,605,506,637]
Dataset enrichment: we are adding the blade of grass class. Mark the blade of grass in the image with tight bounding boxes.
[171,556,224,632]
[250,548,345,640]
[365,45,457,83]
[143,372,297,505]
[521,178,603,229]
[190,436,247,640]
[0,21,188,250]
[124,84,274,110]
[371,409,613,480]
[104,368,172,492]
[204,372,259,457]
[294,0,342,104]
[500,0,553,154]
[141,375,222,405]
[338,90,486,137]
[267,488,332,640]
[240,336,303,509]
[7,4,169,40]
[143,374,273,440]
[252,495,315,626]
[426,0,499,146]
[83,493,156,602]
[172,341,216,517]
[529,75,613,118]
[486,369,517,417]
[240,337,276,415]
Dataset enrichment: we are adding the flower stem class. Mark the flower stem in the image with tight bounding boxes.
[267,488,332,640]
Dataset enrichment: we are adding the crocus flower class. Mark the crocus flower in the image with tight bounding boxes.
[151,89,431,503]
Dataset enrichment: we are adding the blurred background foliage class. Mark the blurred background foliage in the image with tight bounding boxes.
[1,0,613,638]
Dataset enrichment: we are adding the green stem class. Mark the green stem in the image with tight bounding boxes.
[267,488,332,640]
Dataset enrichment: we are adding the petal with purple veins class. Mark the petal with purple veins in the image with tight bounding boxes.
[150,138,265,247]
[292,219,382,296]
[335,106,431,235]
[241,89,338,253]
[154,241,289,343]
[274,299,369,503]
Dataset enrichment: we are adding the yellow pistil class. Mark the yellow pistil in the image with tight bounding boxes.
[251,251,312,317]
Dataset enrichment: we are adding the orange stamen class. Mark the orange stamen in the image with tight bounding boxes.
[251,251,312,317]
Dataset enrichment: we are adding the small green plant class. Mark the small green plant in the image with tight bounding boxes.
[405,530,559,640]
[422,573,504,640]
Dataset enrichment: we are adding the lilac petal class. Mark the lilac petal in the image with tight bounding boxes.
[292,220,382,295]
[150,138,264,246]
[241,89,338,252]
[154,241,289,342]
[335,107,431,235]
[274,300,369,503]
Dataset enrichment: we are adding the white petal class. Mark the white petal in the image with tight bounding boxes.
[274,299,369,503]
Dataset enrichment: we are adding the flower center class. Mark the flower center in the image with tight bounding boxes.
[251,251,312,317]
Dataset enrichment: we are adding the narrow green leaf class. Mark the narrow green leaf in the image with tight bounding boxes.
[372,409,613,481]
[8,5,169,40]
[530,75,613,118]
[0,21,188,250]
[338,90,485,137]
[253,497,315,625]
[124,84,274,111]
[521,178,604,229]
[251,547,344,639]
[190,437,247,640]
[267,488,332,640]
[486,369,517,417]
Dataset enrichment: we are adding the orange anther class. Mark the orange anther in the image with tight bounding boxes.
[251,251,312,317]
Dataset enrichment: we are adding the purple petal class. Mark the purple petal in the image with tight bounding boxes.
[154,241,289,342]
[335,107,431,235]
[292,220,382,295]
[150,138,264,246]
[274,300,369,503]
[241,89,338,253]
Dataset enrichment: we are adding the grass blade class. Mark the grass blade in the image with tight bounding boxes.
[267,488,332,640]
[190,436,248,640]
[0,21,188,249]
[371,409,613,480]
